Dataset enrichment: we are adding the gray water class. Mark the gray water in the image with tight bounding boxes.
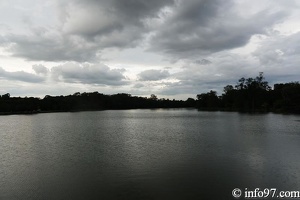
[1,109,300,199]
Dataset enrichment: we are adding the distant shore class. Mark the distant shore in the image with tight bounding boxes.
[1,74,299,115]
[1,107,299,116]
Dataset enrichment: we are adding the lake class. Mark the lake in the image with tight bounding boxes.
[1,109,300,199]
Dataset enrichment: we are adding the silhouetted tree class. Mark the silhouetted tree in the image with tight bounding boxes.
[185,98,196,107]
[231,72,271,111]
[150,94,158,100]
[221,85,236,110]
[197,90,220,110]
[271,82,300,113]
[1,93,10,100]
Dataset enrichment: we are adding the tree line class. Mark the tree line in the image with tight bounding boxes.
[0,92,195,114]
[0,72,299,114]
[196,72,300,113]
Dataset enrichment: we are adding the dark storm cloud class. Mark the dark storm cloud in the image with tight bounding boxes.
[138,69,170,81]
[111,0,174,18]
[0,67,44,83]
[0,0,175,62]
[51,63,127,85]
[149,0,287,58]
[61,0,176,47]
[61,0,174,39]
[0,0,289,63]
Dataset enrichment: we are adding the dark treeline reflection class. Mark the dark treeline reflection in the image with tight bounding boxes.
[0,73,299,114]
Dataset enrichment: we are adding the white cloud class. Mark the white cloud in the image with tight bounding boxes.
[51,62,127,86]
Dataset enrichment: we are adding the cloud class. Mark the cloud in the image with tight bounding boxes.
[59,0,176,51]
[138,69,170,81]
[32,64,49,75]
[252,32,300,83]
[194,59,212,65]
[148,0,288,59]
[4,31,100,62]
[0,0,290,63]
[0,0,176,62]
[51,62,127,86]
[62,0,175,37]
[253,32,300,67]
[133,83,145,88]
[0,67,44,83]
[155,51,266,95]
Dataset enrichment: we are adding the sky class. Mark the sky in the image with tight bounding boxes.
[0,0,300,100]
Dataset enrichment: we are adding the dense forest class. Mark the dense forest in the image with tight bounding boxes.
[0,92,195,114]
[0,73,299,114]
[197,73,300,113]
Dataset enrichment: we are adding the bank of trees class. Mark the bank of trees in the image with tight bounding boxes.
[0,72,299,114]
[196,73,300,113]
[0,92,195,114]
[0,94,40,113]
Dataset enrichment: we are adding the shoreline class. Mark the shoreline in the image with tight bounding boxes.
[0,107,299,116]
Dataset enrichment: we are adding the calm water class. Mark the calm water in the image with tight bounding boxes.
[1,109,300,199]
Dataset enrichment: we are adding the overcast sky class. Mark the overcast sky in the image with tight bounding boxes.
[0,0,300,99]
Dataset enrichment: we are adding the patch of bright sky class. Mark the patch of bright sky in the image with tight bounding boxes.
[101,47,166,66]
[234,0,273,16]
[230,34,267,55]
[0,51,61,73]
[0,0,58,34]
[101,47,182,76]
[273,16,300,36]
[0,50,33,72]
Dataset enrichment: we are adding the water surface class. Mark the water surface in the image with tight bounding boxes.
[1,109,300,199]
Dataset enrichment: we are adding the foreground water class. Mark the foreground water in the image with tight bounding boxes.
[1,109,300,199]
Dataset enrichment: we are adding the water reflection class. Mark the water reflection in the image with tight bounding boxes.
[0,110,300,199]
